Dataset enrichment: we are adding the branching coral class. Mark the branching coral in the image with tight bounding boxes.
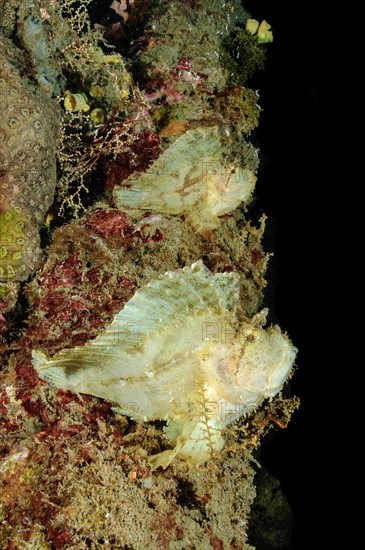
[56,87,154,217]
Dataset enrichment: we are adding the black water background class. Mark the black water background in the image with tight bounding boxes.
[246,1,325,548]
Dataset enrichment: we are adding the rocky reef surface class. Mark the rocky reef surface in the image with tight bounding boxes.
[0,1,298,547]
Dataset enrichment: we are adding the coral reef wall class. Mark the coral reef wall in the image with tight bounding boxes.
[0,0,298,548]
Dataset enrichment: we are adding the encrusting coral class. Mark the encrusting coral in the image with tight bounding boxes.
[0,0,299,548]
[0,34,60,282]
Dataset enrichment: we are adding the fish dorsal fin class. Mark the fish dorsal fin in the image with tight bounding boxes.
[33,261,239,384]
[103,261,239,350]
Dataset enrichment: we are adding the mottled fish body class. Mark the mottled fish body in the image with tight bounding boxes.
[33,261,296,469]
[113,127,256,231]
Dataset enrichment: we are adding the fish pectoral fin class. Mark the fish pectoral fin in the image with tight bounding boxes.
[148,419,225,470]
[148,447,181,470]
[111,406,145,421]
[148,425,186,470]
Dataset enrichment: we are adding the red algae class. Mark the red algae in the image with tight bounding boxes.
[84,208,134,241]
[104,129,161,189]
[22,219,137,354]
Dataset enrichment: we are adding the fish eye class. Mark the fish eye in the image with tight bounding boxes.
[243,331,258,344]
